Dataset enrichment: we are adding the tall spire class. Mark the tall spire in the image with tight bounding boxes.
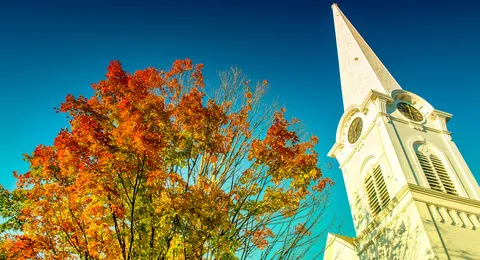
[332,4,402,110]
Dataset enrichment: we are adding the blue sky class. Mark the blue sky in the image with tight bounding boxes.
[1,0,480,256]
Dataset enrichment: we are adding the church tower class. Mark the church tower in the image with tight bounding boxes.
[324,4,480,260]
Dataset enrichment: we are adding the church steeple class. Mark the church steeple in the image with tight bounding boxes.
[325,5,480,260]
[332,4,402,110]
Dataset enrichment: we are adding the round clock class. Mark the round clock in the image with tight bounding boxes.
[348,117,363,144]
[397,102,423,122]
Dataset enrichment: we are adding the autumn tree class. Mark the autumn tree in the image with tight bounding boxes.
[0,59,333,259]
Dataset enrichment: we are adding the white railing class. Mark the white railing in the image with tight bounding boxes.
[428,204,480,230]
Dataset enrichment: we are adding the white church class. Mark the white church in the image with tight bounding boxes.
[323,4,480,260]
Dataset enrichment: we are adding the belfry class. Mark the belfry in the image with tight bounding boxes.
[324,4,480,259]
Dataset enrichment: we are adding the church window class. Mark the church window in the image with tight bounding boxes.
[416,150,457,195]
[365,165,390,216]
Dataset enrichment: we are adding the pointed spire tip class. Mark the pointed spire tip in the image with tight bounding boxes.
[331,1,402,109]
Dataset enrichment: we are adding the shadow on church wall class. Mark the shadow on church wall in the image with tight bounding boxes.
[349,191,435,260]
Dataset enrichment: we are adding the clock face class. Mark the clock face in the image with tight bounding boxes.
[397,102,423,122]
[348,117,363,144]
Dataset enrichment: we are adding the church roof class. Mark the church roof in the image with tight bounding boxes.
[330,233,356,245]
[332,4,402,110]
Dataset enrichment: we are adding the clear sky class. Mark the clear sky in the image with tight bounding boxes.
[1,0,480,256]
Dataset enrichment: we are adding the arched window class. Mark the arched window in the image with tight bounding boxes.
[365,165,390,216]
[415,146,457,195]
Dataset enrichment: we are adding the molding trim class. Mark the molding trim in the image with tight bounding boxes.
[431,109,452,122]
[408,183,480,209]
[331,111,451,163]
[386,114,451,135]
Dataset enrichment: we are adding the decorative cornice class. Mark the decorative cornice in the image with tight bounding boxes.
[408,183,480,209]
[359,90,394,114]
[385,113,451,135]
[327,142,343,159]
[430,109,452,122]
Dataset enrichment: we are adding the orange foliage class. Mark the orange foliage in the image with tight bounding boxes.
[2,60,332,259]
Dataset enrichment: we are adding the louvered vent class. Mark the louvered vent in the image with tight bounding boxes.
[416,151,457,195]
[373,166,390,208]
[365,165,390,216]
[416,152,442,192]
[430,155,457,195]
[365,175,380,215]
